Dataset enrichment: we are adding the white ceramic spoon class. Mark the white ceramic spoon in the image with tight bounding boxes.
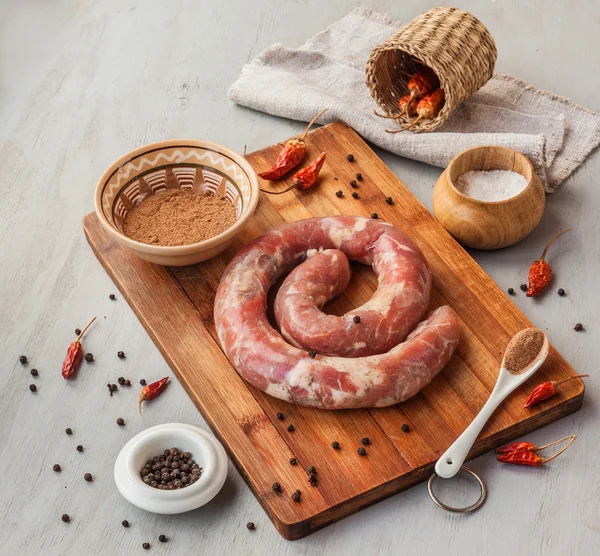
[435,328,549,480]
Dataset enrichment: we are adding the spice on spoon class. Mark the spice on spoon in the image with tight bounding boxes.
[526,228,572,297]
[138,377,169,415]
[496,435,576,467]
[503,329,546,374]
[61,317,96,380]
[258,109,328,181]
[523,374,589,408]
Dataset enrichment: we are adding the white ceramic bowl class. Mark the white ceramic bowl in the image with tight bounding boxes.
[114,423,228,514]
[94,139,260,266]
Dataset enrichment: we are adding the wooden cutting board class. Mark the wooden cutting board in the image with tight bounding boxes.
[83,122,583,540]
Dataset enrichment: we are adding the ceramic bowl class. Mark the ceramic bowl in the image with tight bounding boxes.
[433,146,545,249]
[114,423,228,514]
[94,140,259,266]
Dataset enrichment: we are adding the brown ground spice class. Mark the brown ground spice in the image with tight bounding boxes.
[123,189,237,246]
[504,329,545,374]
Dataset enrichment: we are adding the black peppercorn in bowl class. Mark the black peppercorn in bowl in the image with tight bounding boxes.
[114,423,227,514]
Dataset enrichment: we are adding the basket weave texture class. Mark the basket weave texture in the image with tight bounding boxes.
[366,7,497,132]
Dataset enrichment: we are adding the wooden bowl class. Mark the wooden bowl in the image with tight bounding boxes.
[433,146,545,249]
[94,140,259,266]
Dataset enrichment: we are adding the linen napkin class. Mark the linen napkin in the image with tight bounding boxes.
[228,7,600,192]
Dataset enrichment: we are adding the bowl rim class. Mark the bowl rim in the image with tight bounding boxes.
[445,145,536,206]
[94,139,260,254]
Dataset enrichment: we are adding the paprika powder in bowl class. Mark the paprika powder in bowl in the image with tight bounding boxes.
[94,140,259,266]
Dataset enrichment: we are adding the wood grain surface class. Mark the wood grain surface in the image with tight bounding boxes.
[2,1,598,555]
[84,122,583,539]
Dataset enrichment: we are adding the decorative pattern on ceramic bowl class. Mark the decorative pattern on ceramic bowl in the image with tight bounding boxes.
[94,140,259,266]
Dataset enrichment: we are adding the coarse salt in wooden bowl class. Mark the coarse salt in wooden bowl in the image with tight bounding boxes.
[366,7,497,132]
[433,146,545,250]
[94,139,259,266]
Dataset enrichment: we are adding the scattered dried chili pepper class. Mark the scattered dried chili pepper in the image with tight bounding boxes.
[526,229,572,297]
[523,374,589,408]
[260,153,326,195]
[496,435,576,467]
[138,377,169,415]
[61,317,96,380]
[258,109,327,181]
[405,68,440,110]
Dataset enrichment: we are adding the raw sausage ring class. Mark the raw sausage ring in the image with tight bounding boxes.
[214,216,460,409]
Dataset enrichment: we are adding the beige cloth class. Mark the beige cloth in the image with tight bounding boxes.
[228,7,600,192]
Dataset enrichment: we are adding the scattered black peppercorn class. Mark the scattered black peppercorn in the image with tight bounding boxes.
[353,315,361,323]
[356,173,363,181]
[289,458,297,465]
[75,328,82,336]
[307,466,316,475]
[309,476,318,486]
[53,464,61,472]
[29,384,37,392]
[116,418,125,427]
[76,445,84,452]
[246,522,255,531]
[61,514,70,523]
[19,355,28,364]
[335,190,343,198]
[65,428,72,435]
[361,437,370,446]
[122,520,130,528]
[574,323,584,331]
[109,294,116,300]
[331,441,340,450]
[118,377,125,385]
[84,353,94,362]
[140,379,147,386]
[385,196,393,205]
[357,447,366,456]
[371,213,378,219]
[276,412,284,420]
[272,482,281,492]
[287,424,295,432]
[352,192,359,199]
[507,288,515,295]
[350,181,358,188]
[30,368,38,376]
[142,542,150,550]
[124,379,131,387]
[557,288,565,296]
[117,351,125,359]
[520,284,528,292]
[158,534,168,542]
[401,423,410,433]
[291,490,301,502]
[84,473,93,482]
[346,154,354,162]
[308,350,316,359]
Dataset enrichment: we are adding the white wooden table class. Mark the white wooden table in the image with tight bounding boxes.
[1,1,598,554]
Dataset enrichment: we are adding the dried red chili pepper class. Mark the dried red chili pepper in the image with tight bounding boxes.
[374,94,418,121]
[526,228,572,297]
[258,109,327,181]
[138,377,170,415]
[495,441,537,454]
[386,88,446,133]
[496,435,576,466]
[261,153,326,195]
[61,317,96,380]
[404,67,440,113]
[523,374,589,408]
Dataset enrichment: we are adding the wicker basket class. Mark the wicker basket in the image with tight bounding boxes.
[366,7,497,133]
